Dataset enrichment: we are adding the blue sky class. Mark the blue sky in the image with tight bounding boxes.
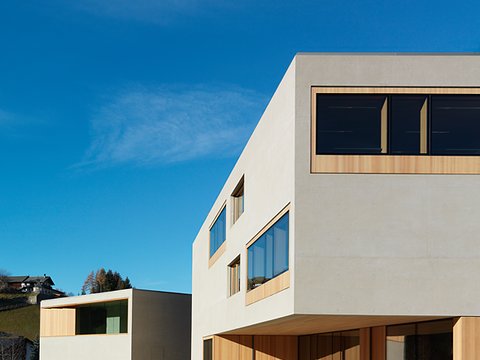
[0,0,479,294]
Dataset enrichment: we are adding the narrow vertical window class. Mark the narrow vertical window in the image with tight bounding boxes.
[203,338,213,360]
[389,95,427,154]
[228,256,240,296]
[231,176,244,224]
[210,206,226,257]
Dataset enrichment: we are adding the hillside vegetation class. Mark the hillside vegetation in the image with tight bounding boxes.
[0,305,40,340]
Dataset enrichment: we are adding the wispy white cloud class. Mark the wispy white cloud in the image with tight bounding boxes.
[72,0,234,24]
[76,85,265,169]
[0,109,16,125]
[0,109,37,135]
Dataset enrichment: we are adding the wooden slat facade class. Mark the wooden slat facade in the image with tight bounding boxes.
[210,318,480,359]
[40,308,76,337]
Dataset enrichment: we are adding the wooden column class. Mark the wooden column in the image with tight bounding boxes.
[360,328,370,360]
[453,317,480,360]
[371,326,385,360]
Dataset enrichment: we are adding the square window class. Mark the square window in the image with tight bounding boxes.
[431,95,480,155]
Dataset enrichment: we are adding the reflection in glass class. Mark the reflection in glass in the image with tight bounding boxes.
[210,207,226,257]
[247,213,289,290]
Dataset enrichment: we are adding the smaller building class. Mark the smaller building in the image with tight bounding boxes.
[40,289,191,360]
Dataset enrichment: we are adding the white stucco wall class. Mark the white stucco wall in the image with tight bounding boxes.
[40,335,131,360]
[191,60,297,359]
[293,54,480,316]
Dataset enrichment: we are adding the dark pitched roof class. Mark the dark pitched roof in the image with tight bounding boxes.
[4,276,55,286]
[3,276,28,283]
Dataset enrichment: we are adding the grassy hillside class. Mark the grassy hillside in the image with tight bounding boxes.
[0,305,40,340]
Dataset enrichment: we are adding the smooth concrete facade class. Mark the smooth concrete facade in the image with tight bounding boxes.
[191,54,480,359]
[132,290,192,360]
[40,289,191,360]
[293,54,480,316]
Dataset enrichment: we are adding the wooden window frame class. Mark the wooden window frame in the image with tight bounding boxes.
[311,87,480,174]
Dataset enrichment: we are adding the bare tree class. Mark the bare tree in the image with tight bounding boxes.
[0,336,26,360]
[81,271,95,295]
[0,269,9,293]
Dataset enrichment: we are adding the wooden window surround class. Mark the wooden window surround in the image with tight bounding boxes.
[245,270,290,306]
[311,87,480,174]
[245,204,290,306]
[209,202,227,268]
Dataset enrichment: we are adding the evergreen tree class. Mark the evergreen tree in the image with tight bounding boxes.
[123,277,132,289]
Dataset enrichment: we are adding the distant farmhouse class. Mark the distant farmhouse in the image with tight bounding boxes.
[0,275,64,308]
[3,275,63,295]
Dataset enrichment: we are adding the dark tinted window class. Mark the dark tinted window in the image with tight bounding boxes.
[390,96,426,154]
[386,319,452,360]
[203,339,213,360]
[431,95,480,155]
[76,300,128,335]
[316,94,386,154]
[210,207,226,257]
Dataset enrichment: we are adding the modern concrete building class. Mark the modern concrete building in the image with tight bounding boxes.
[40,289,191,360]
[192,54,480,360]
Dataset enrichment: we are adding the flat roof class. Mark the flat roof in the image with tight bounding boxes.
[296,52,480,56]
[40,288,191,308]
